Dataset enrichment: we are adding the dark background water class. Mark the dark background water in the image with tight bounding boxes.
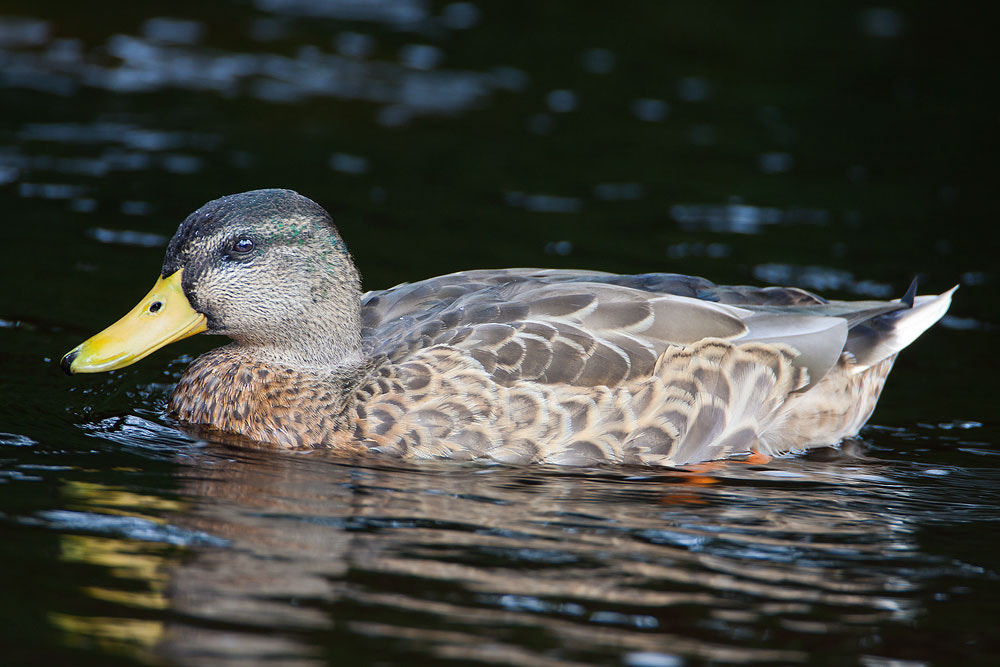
[2,2,998,665]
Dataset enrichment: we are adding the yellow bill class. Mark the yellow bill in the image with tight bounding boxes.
[61,269,207,374]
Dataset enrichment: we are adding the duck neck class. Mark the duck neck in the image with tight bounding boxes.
[237,329,364,370]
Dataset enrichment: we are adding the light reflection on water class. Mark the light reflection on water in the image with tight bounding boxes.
[21,412,997,665]
[670,200,829,235]
[0,13,518,120]
[752,263,894,298]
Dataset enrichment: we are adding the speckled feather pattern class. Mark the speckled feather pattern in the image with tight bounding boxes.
[169,266,928,465]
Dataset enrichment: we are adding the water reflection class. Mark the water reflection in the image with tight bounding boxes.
[670,199,829,234]
[142,18,204,46]
[11,405,997,663]
[505,191,582,214]
[631,98,669,122]
[752,263,894,298]
[4,122,218,191]
[0,14,520,123]
[40,444,971,664]
[44,480,183,660]
[256,0,430,26]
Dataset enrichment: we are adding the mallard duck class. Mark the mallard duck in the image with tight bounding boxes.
[62,189,955,466]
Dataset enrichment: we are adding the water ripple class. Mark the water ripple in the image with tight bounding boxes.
[1,22,517,122]
[36,509,229,547]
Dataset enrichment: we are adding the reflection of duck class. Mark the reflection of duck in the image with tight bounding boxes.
[156,449,915,664]
[62,189,955,465]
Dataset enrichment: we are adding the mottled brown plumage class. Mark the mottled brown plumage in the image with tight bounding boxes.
[70,189,957,466]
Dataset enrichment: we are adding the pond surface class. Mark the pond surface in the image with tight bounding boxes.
[1,2,998,664]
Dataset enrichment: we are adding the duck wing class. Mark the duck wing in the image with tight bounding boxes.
[361,269,854,389]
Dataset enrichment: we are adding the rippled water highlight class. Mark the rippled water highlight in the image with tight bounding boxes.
[4,411,997,665]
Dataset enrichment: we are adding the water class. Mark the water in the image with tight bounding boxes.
[7,426,1000,664]
[2,2,998,664]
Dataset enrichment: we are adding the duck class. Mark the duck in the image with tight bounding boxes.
[61,189,956,466]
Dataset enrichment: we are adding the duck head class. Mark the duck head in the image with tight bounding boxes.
[62,189,363,374]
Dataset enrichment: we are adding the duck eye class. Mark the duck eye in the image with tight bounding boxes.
[231,237,255,254]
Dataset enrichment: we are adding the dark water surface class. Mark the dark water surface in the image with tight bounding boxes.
[2,2,998,664]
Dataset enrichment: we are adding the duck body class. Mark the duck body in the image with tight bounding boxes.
[63,190,956,466]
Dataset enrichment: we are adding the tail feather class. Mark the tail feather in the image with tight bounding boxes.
[846,285,957,372]
[900,276,918,308]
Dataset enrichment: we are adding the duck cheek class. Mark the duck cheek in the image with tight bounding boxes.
[203,298,271,343]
